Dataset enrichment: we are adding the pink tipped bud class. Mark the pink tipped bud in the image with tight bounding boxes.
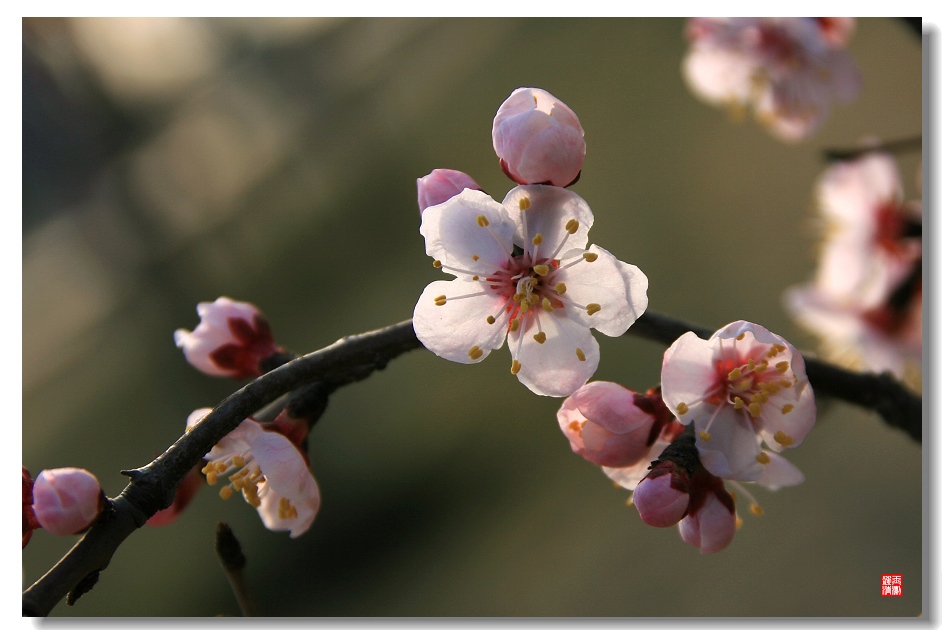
[557,382,661,468]
[633,462,691,527]
[492,87,585,188]
[174,297,283,379]
[417,169,482,214]
[678,489,737,554]
[31,468,104,536]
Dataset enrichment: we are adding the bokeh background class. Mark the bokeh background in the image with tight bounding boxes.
[22,17,922,617]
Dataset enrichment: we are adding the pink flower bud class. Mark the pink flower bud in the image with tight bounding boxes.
[557,382,662,468]
[678,489,736,554]
[31,468,104,536]
[633,462,691,528]
[174,297,283,379]
[492,87,585,188]
[417,169,482,214]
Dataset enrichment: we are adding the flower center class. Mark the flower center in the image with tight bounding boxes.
[202,452,298,520]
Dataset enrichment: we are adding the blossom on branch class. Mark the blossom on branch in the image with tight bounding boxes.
[414,185,648,397]
[682,17,860,141]
[189,409,321,538]
[660,321,816,481]
[492,87,585,187]
[174,297,285,379]
[417,169,482,214]
[30,467,105,537]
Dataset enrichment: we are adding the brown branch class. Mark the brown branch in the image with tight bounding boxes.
[22,311,921,616]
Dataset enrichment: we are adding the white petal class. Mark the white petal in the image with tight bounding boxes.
[420,189,514,277]
[554,245,647,337]
[249,429,311,501]
[511,310,599,397]
[755,451,805,491]
[501,185,593,253]
[413,280,508,363]
[682,45,756,105]
[696,406,763,481]
[660,332,720,422]
[756,379,816,452]
[256,475,321,538]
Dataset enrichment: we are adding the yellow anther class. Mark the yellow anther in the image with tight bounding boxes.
[513,293,522,302]
[776,361,790,373]
[566,219,579,234]
[201,463,215,475]
[220,486,235,500]
[519,300,530,313]
[434,295,447,306]
[231,456,246,468]
[468,346,484,360]
[699,430,711,442]
[532,233,543,245]
[756,452,770,464]
[472,275,479,281]
[767,347,779,358]
[586,303,601,316]
[541,298,554,312]
[529,277,539,288]
[736,333,746,341]
[576,348,586,362]
[750,504,764,516]
[582,252,599,262]
[231,477,244,490]
[533,331,547,344]
[728,367,742,380]
[774,431,794,446]
[433,259,442,268]
[554,282,567,295]
[206,471,218,485]
[626,497,634,507]
[754,391,769,404]
[568,420,583,434]
[780,379,793,388]
[773,343,787,352]
[747,359,756,371]
[518,197,531,210]
[735,516,744,529]
[733,396,745,410]
[754,361,768,373]
[476,215,489,227]
[781,404,795,415]
[510,320,520,332]
[472,255,479,261]
[732,377,753,392]
[748,402,762,418]
[215,462,228,473]
[676,402,689,416]
[510,359,522,374]
[533,264,550,276]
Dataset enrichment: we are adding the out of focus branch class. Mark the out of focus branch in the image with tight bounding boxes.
[823,135,922,162]
[22,310,921,616]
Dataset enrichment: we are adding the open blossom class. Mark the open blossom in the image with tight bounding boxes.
[661,321,816,481]
[492,87,585,187]
[813,152,922,309]
[413,185,648,397]
[174,297,284,379]
[557,382,682,467]
[31,467,105,537]
[417,169,482,214]
[189,409,320,538]
[683,18,860,141]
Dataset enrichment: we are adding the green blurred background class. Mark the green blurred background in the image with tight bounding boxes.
[22,18,922,617]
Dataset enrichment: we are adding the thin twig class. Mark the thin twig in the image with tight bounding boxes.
[22,311,921,616]
[823,135,922,162]
[215,522,257,617]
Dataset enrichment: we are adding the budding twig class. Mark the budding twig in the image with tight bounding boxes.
[22,311,921,616]
[215,522,257,617]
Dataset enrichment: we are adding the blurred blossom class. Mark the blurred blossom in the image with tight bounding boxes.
[193,409,321,538]
[661,321,816,481]
[682,17,860,141]
[417,169,482,214]
[414,186,647,397]
[557,382,682,467]
[492,87,585,187]
[31,467,105,537]
[175,297,285,380]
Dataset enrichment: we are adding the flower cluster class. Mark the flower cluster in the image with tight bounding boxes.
[558,321,812,554]
[785,152,922,390]
[682,17,860,141]
[414,87,648,397]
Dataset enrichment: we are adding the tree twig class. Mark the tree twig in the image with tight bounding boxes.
[22,311,921,616]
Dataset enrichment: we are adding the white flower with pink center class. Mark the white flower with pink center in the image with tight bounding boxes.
[413,185,648,397]
[189,410,320,538]
[661,321,816,481]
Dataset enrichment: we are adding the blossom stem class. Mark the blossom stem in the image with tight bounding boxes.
[823,135,921,162]
[22,311,920,616]
[215,522,257,617]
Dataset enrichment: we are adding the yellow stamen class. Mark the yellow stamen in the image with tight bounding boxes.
[476,215,489,227]
[586,303,601,316]
[728,367,742,380]
[754,361,768,373]
[776,361,790,373]
[565,219,579,234]
[733,397,745,410]
[773,343,787,352]
[434,295,447,306]
[568,420,584,434]
[532,233,543,245]
[748,402,762,418]
[781,404,795,414]
[554,283,567,295]
[533,331,547,344]
[735,516,744,529]
[533,264,550,276]
[518,197,531,210]
[676,402,689,416]
[774,431,794,446]
[582,252,598,262]
[750,504,764,516]
[468,346,484,361]
[736,333,746,341]
[575,348,586,362]
[756,452,770,464]
[231,456,246,468]
[433,260,442,268]
[699,430,711,442]
[541,298,554,312]
[510,359,522,374]
[472,255,479,261]
[510,320,520,332]
[747,359,756,371]
[780,379,793,388]
[206,471,218,485]
[472,275,479,281]
[220,486,235,500]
